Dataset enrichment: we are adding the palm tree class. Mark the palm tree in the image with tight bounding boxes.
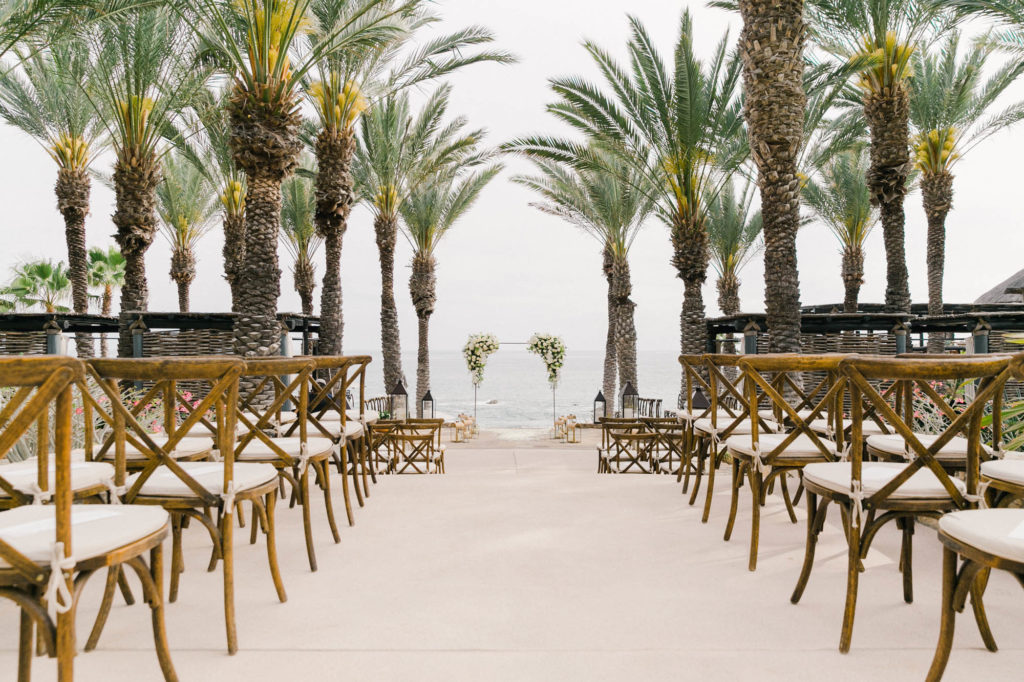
[401,163,502,415]
[306,0,513,360]
[803,147,877,312]
[513,152,653,407]
[505,11,746,398]
[88,6,207,355]
[280,161,322,315]
[908,30,1024,350]
[354,85,487,391]
[88,245,125,355]
[178,0,406,360]
[156,150,219,312]
[707,181,763,317]
[0,36,104,355]
[805,0,953,313]
[4,259,71,312]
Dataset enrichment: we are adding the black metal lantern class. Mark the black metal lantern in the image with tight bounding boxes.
[421,390,435,419]
[621,381,639,419]
[389,380,408,421]
[691,386,711,410]
[593,390,607,423]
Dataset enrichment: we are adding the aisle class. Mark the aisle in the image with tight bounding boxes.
[1,448,1022,680]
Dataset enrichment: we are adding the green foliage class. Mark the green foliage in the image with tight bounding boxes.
[706,180,762,279]
[156,149,219,251]
[803,145,877,249]
[280,157,322,266]
[2,258,71,311]
[88,245,125,289]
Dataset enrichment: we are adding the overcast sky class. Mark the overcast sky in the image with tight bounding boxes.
[0,1,1021,352]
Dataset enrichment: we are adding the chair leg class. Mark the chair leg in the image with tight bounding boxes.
[220,510,238,655]
[352,449,365,508]
[688,440,706,506]
[723,459,741,542]
[791,492,827,604]
[339,443,355,526]
[839,517,862,653]
[780,472,798,524]
[319,459,341,543]
[748,467,762,572]
[84,566,120,651]
[900,517,915,604]
[258,491,287,603]
[56,578,74,682]
[300,465,317,572]
[146,545,179,682]
[117,565,136,605]
[249,501,260,545]
[169,517,184,602]
[702,445,719,524]
[968,568,998,653]
[18,607,32,682]
[359,439,370,498]
[926,546,959,682]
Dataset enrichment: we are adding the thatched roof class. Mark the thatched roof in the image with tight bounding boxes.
[975,268,1024,304]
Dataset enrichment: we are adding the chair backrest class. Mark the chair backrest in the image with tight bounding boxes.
[607,430,658,462]
[843,354,1014,512]
[235,357,318,465]
[679,354,713,419]
[406,418,443,446]
[703,354,751,436]
[599,418,645,449]
[391,432,433,461]
[735,353,847,464]
[0,357,80,577]
[87,357,244,506]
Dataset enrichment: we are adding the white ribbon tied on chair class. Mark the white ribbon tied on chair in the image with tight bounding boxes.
[27,483,52,506]
[838,442,852,463]
[220,481,237,516]
[849,480,867,530]
[44,541,75,621]
[209,448,222,462]
[750,443,772,478]
[297,441,312,474]
[964,481,991,509]
[101,478,125,504]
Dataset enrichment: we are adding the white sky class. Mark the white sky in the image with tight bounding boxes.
[0,1,1021,352]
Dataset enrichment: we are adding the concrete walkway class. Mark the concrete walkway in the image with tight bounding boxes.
[2,444,1022,680]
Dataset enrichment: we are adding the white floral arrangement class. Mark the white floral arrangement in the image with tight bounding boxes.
[527,333,566,387]
[463,333,500,387]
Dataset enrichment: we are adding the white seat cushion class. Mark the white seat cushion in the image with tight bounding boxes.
[759,409,815,421]
[803,461,966,499]
[347,409,379,425]
[0,460,115,498]
[867,433,990,461]
[727,433,837,460]
[694,417,755,435]
[127,461,277,497]
[982,460,1024,487]
[939,509,1024,563]
[236,436,335,462]
[0,504,169,566]
[807,419,886,436]
[97,436,211,462]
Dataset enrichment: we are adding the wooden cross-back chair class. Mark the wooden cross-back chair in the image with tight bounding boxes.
[723,354,844,571]
[689,354,776,523]
[643,417,687,475]
[235,357,339,573]
[284,356,371,525]
[793,354,1014,653]
[85,357,283,656]
[0,356,177,682]
[391,432,438,474]
[367,420,402,474]
[599,430,658,474]
[399,419,446,472]
[677,354,715,487]
[596,419,645,472]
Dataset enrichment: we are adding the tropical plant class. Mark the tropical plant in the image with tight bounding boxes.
[355,85,490,391]
[156,150,219,312]
[176,0,407,362]
[707,180,763,317]
[305,0,513,360]
[400,162,502,414]
[803,146,877,312]
[3,259,71,312]
[87,5,207,355]
[280,161,322,315]
[0,36,104,353]
[88,245,125,355]
[908,30,1024,350]
[505,11,746,399]
[805,0,954,313]
[513,151,653,408]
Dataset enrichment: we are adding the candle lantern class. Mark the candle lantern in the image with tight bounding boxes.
[593,390,607,423]
[421,390,435,419]
[389,380,408,421]
[621,381,639,419]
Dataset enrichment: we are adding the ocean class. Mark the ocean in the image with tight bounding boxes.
[353,347,683,428]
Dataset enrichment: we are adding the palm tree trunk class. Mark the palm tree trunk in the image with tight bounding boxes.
[672,213,709,399]
[315,127,355,355]
[376,213,403,391]
[717,271,740,317]
[865,86,912,313]
[410,253,436,415]
[738,0,805,353]
[112,158,159,358]
[101,285,112,357]
[56,167,93,357]
[612,255,637,394]
[170,247,195,313]
[922,170,953,353]
[227,97,302,359]
[842,244,864,313]
[602,245,617,414]
[222,210,245,312]
[295,257,315,316]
